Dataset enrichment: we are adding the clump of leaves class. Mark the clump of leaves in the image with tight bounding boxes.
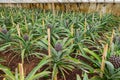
[11,33,40,63]
[0,28,12,43]
[38,38,94,80]
[0,57,50,80]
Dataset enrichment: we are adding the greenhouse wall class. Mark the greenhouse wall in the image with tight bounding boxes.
[0,0,120,3]
[0,0,120,16]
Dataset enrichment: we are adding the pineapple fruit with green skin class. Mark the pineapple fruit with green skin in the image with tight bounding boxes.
[109,55,120,69]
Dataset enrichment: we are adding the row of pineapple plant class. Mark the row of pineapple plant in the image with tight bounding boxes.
[0,7,120,80]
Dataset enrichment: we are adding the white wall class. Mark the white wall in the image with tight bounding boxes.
[0,0,120,3]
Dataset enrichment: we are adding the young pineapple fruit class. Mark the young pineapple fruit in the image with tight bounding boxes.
[109,55,120,69]
[55,42,62,52]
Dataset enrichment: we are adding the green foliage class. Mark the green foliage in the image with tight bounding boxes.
[83,73,89,80]
[0,57,50,80]
[0,43,11,51]
[76,73,89,80]
[90,61,120,80]
[103,61,120,80]
[81,48,101,67]
[0,28,12,43]
[76,74,81,80]
[10,34,41,62]
[49,39,77,80]
[0,7,119,80]
[83,48,101,63]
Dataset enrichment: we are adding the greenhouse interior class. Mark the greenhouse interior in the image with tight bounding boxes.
[0,0,120,80]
